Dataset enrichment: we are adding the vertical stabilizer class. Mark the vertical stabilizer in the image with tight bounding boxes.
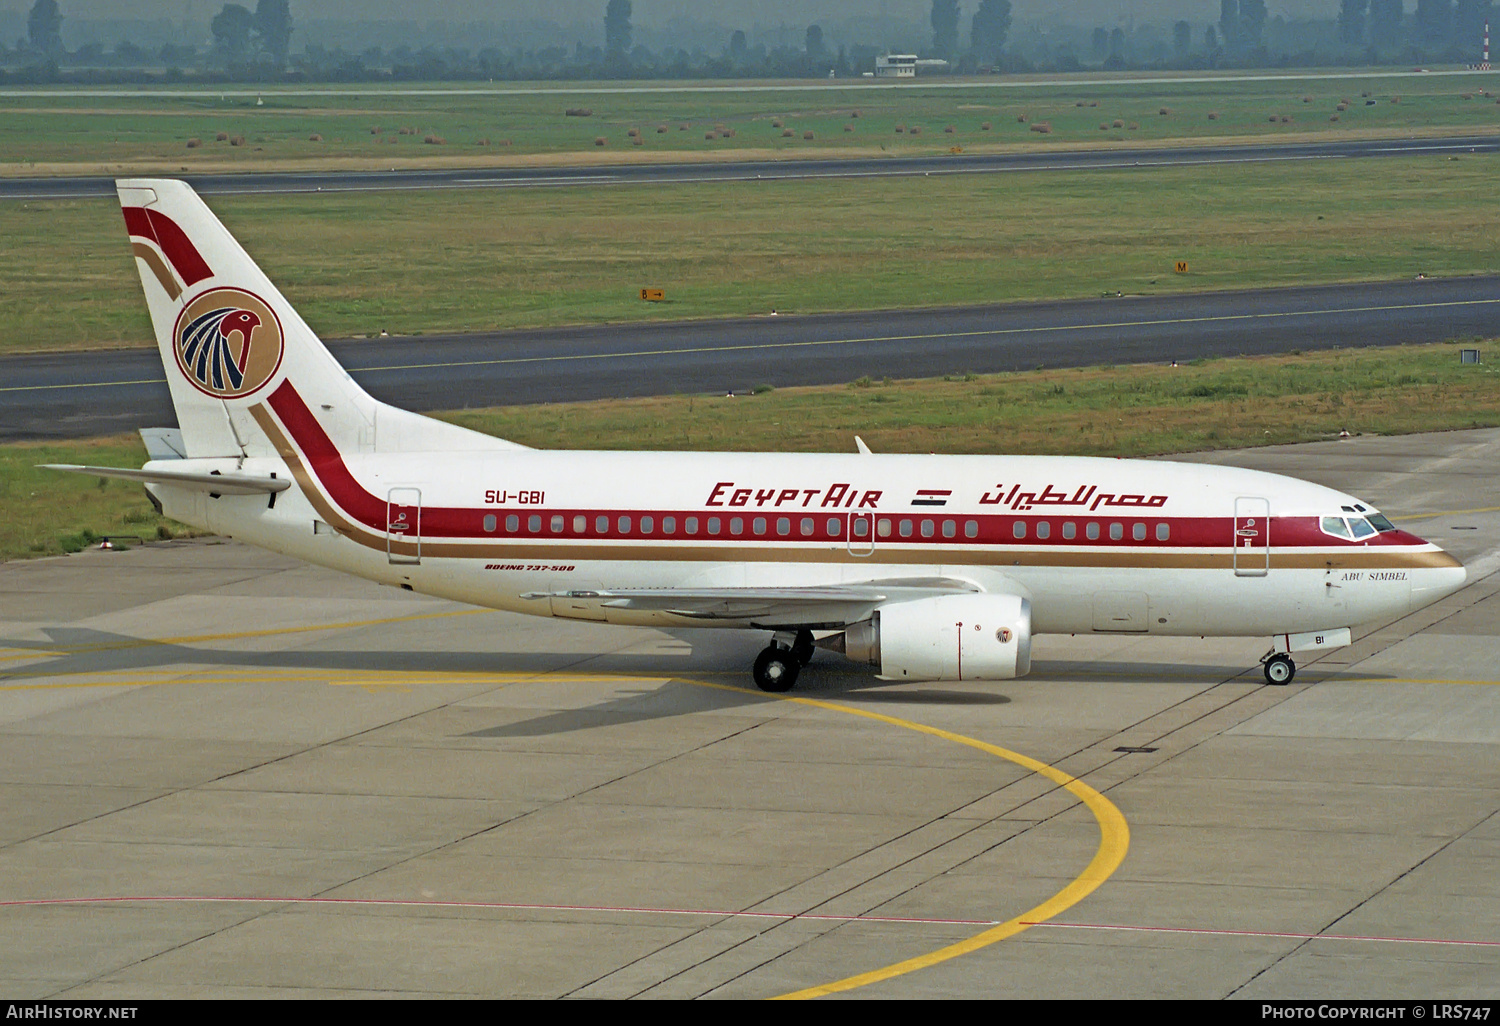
[119,179,377,459]
[118,179,523,461]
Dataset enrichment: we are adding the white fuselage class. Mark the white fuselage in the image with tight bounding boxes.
[150,434,1465,641]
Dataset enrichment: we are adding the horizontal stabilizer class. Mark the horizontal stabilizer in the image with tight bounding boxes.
[41,464,291,496]
[139,427,187,461]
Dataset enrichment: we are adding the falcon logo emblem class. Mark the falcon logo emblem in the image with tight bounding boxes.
[172,287,284,399]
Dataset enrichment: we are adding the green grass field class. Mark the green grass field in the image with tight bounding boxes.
[2,72,1498,174]
[5,343,1496,562]
[2,153,1497,354]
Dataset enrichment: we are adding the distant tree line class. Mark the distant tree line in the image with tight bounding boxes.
[2,0,1494,86]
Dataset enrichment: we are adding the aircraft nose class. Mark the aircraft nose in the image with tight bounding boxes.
[1409,556,1467,613]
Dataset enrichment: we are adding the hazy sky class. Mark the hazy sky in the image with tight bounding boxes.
[4,1,1344,26]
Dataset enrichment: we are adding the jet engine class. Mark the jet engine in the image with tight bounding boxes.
[834,593,1032,681]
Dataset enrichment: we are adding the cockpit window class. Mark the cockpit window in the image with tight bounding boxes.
[1321,516,1352,540]
[1348,517,1377,540]
[1366,513,1396,532]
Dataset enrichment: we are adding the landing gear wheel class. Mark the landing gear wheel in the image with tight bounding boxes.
[1263,654,1296,686]
[789,629,815,666]
[753,647,799,693]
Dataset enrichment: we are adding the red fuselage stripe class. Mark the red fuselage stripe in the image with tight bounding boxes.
[263,381,1429,553]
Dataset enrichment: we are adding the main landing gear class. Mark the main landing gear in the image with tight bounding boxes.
[752,629,815,693]
[1262,653,1296,686]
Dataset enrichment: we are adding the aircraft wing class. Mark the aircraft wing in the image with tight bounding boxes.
[522,577,985,626]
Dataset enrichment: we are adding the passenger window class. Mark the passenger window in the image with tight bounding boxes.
[1109,523,1123,541]
[573,515,586,533]
[596,515,609,533]
[686,516,700,535]
[964,520,978,538]
[663,516,676,534]
[921,519,935,538]
[551,515,564,533]
[826,517,841,536]
[707,516,720,535]
[854,518,870,538]
[1062,521,1076,540]
[800,517,814,536]
[528,515,541,533]
[1013,521,1027,540]
[877,518,891,537]
[1036,521,1050,540]
[640,516,653,534]
[752,517,766,535]
[617,515,631,534]
[1086,522,1100,540]
[1321,516,1353,540]
[778,517,792,536]
[730,517,743,535]
[483,514,497,533]
[899,519,913,538]
[942,520,956,538]
[506,514,519,533]
[1156,523,1169,541]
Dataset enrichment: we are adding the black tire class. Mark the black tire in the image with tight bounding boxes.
[789,629,815,666]
[1263,654,1296,686]
[753,647,799,692]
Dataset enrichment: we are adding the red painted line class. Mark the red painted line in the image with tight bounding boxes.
[1022,920,1500,948]
[122,206,213,287]
[0,894,998,927]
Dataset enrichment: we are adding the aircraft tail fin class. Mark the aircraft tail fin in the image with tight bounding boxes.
[117,178,524,460]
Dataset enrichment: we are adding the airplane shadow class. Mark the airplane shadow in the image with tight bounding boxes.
[2,626,1369,739]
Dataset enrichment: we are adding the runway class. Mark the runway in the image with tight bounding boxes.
[2,135,1497,201]
[1,428,1497,998]
[5,274,1498,442]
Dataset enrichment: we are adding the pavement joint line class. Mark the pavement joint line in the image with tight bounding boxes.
[0,895,1001,927]
[1022,920,1500,948]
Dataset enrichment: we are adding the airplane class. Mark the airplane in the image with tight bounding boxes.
[46,179,1468,693]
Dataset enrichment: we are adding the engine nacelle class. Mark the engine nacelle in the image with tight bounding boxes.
[841,593,1033,681]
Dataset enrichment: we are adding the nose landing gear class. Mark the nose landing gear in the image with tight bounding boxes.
[1262,653,1296,685]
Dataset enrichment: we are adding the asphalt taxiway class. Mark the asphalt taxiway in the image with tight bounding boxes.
[2,135,1498,201]
[1,428,1498,998]
[5,274,1499,441]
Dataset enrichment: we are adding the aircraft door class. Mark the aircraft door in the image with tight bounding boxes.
[1233,497,1270,577]
[387,487,421,565]
[847,512,875,557]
